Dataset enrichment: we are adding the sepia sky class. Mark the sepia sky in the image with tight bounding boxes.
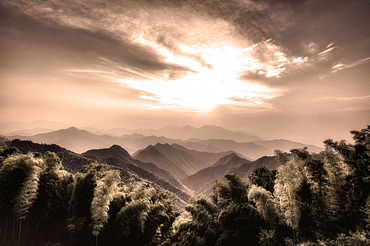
[0,0,369,144]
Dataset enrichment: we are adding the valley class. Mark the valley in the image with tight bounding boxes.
[2,124,324,198]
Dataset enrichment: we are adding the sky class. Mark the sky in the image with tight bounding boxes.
[0,0,369,145]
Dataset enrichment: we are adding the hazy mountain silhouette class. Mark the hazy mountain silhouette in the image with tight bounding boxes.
[6,126,323,161]
[104,125,262,142]
[182,154,280,195]
[134,143,212,179]
[7,127,184,154]
[211,152,251,167]
[133,145,188,180]
[82,145,190,192]
[254,139,323,154]
[6,127,58,136]
[119,135,180,152]
[0,120,70,135]
[184,139,271,160]
[170,143,246,164]
[155,125,262,142]
[181,153,251,194]
[183,139,323,160]
[10,127,118,153]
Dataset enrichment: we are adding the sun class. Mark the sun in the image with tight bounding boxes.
[118,34,282,112]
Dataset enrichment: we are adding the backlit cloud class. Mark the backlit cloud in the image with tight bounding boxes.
[331,57,370,74]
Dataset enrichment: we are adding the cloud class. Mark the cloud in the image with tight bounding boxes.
[0,0,318,114]
[117,74,281,112]
[315,95,370,102]
[331,57,370,74]
[2,0,367,118]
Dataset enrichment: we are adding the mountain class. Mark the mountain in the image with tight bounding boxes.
[134,143,212,179]
[0,120,70,135]
[129,125,262,142]
[6,127,188,155]
[181,154,280,195]
[183,139,324,160]
[184,139,271,160]
[254,139,324,153]
[119,135,180,153]
[6,127,323,161]
[231,156,280,180]
[170,143,247,164]
[6,128,58,136]
[133,145,189,180]
[181,153,251,194]
[7,127,134,154]
[211,153,250,167]
[9,139,191,211]
[82,145,190,192]
[97,125,261,142]
[83,144,134,164]
[10,139,93,173]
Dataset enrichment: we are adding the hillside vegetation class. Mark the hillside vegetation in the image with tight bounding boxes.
[0,126,369,245]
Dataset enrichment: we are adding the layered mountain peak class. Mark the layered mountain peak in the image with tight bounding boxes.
[212,153,250,167]
[83,144,133,163]
[108,144,132,157]
[57,127,88,134]
[65,126,79,131]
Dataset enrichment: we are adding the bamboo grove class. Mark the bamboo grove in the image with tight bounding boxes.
[0,126,369,245]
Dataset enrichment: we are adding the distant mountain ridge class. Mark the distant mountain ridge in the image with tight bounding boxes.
[6,126,324,160]
[107,125,262,142]
[134,143,214,179]
[182,154,280,195]
[0,120,70,135]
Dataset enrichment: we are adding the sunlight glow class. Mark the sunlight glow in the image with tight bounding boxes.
[118,34,293,112]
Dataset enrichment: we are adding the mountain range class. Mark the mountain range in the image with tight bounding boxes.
[4,126,324,160]
[0,120,70,135]
[133,143,237,179]
[108,125,262,142]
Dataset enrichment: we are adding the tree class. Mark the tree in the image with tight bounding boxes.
[91,170,120,238]
[171,174,263,246]
[249,166,277,193]
[274,153,304,235]
[248,185,278,227]
[67,163,103,245]
[0,153,44,245]
[324,125,370,231]
[28,152,73,244]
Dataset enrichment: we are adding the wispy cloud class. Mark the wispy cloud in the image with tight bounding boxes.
[331,57,370,73]
[315,95,370,101]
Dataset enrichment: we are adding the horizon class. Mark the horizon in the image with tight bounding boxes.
[1,0,369,146]
[0,119,363,147]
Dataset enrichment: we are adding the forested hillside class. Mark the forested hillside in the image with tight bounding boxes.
[0,126,369,245]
